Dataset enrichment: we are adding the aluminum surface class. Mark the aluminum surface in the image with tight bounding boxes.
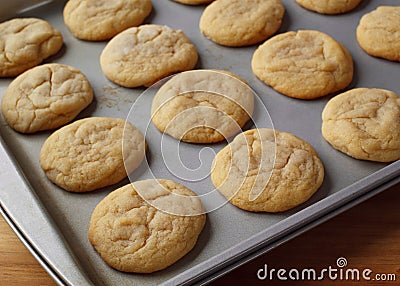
[0,0,399,285]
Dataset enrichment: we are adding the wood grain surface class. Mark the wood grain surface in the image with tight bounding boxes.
[1,183,399,286]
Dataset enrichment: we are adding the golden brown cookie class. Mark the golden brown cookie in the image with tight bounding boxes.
[151,70,254,143]
[356,6,400,62]
[1,63,93,133]
[0,18,63,77]
[322,88,400,162]
[296,0,362,14]
[100,24,198,88]
[88,179,206,273]
[251,30,353,99]
[63,0,152,41]
[40,117,146,192]
[199,0,285,47]
[211,128,324,212]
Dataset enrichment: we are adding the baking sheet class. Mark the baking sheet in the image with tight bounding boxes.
[0,0,399,285]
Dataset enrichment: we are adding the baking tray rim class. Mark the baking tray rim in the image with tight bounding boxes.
[0,205,66,286]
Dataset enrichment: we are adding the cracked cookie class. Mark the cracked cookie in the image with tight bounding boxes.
[63,0,152,41]
[1,63,93,133]
[40,117,146,192]
[296,0,362,14]
[357,6,400,62]
[322,88,400,162]
[211,128,324,212]
[88,179,206,273]
[0,18,63,77]
[199,0,285,47]
[151,70,254,143]
[251,30,353,99]
[100,24,198,88]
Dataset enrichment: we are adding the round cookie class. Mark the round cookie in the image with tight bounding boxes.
[296,0,362,15]
[251,30,353,99]
[151,70,254,143]
[63,0,152,41]
[88,179,206,273]
[1,63,93,133]
[199,0,285,47]
[0,18,63,77]
[211,128,324,212]
[322,88,400,162]
[40,117,146,192]
[173,0,214,5]
[356,6,400,62]
[100,24,198,88]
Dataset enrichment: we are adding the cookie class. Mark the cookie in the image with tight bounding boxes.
[251,30,353,99]
[211,128,324,212]
[199,0,284,47]
[296,0,362,14]
[40,117,145,192]
[0,18,63,77]
[63,0,152,41]
[1,63,93,133]
[356,6,400,62]
[88,179,206,273]
[173,0,214,5]
[100,24,198,88]
[322,88,400,162]
[151,70,254,143]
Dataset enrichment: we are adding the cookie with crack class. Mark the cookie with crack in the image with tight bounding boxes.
[199,0,285,47]
[1,63,93,133]
[251,30,353,99]
[173,0,214,5]
[356,6,400,62]
[211,128,324,212]
[40,117,145,192]
[100,24,198,88]
[296,0,362,14]
[0,18,63,77]
[88,179,206,273]
[151,70,254,143]
[63,0,152,41]
[322,88,400,162]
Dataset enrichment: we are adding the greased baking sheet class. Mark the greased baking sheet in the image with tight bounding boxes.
[0,0,399,285]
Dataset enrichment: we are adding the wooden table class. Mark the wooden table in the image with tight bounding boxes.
[1,183,399,286]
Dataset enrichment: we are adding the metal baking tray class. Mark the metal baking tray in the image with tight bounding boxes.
[1,0,399,285]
